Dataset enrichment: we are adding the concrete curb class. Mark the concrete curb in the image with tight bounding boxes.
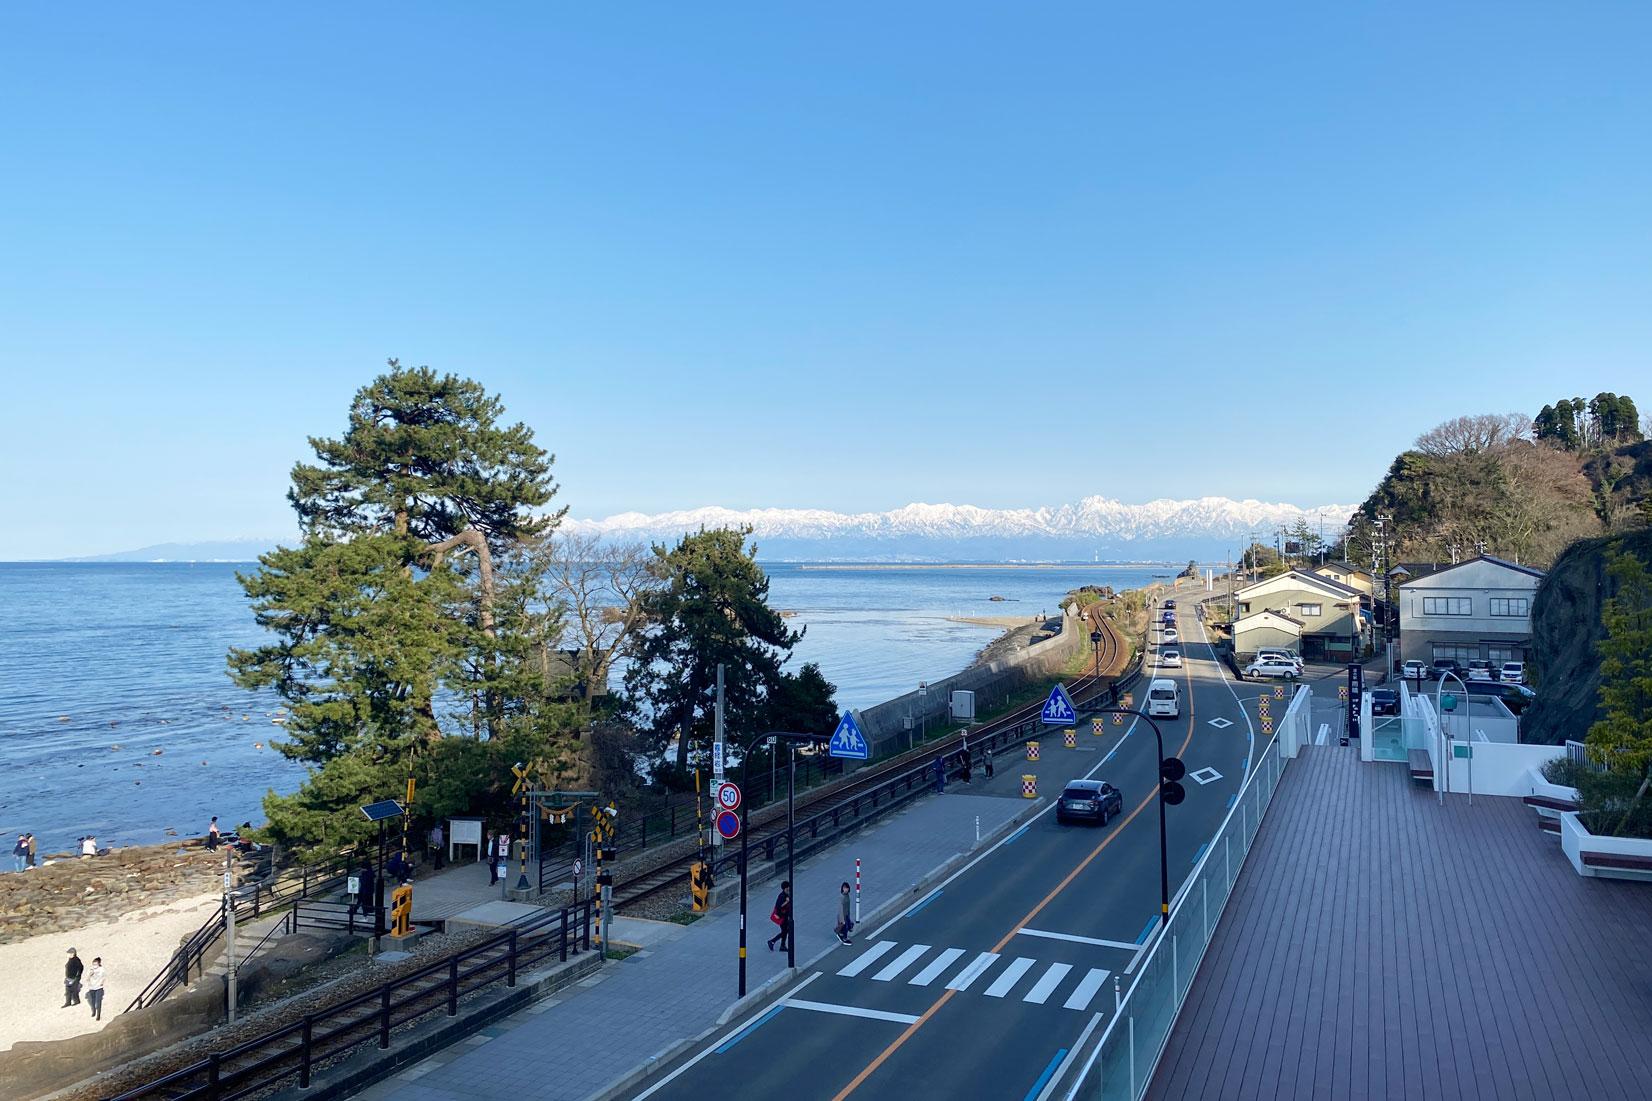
[582,795,1048,1101]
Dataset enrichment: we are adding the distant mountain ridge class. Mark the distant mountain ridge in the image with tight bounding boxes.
[64,495,1354,563]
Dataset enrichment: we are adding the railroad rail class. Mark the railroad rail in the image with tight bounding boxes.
[613,612,1137,911]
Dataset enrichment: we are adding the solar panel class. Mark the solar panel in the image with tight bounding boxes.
[360,799,406,822]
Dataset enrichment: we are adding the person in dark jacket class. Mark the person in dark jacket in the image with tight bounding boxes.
[64,947,84,1007]
[959,744,973,784]
[766,881,793,952]
[835,881,854,945]
[932,755,946,794]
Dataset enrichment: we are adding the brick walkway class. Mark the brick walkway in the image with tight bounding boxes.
[352,744,1103,1101]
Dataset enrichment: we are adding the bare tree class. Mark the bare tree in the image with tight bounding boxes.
[538,532,661,706]
[1414,413,1532,457]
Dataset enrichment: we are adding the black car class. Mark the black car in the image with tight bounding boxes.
[1462,679,1537,715]
[1370,689,1399,715]
[1056,780,1124,825]
[1431,658,1462,679]
[1163,600,1176,609]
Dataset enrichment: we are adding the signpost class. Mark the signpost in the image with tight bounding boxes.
[828,712,869,761]
[1040,684,1077,725]
[716,781,742,814]
[715,810,741,841]
[1346,662,1364,745]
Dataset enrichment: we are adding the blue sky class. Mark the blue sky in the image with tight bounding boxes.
[2,2,1649,559]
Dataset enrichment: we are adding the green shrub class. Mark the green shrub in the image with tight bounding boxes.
[1540,756,1591,789]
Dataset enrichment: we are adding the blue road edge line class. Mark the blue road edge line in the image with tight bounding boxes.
[906,888,943,917]
[715,1005,785,1054]
[1004,825,1030,846]
[1024,1049,1069,1101]
[1225,793,1237,809]
[1134,916,1157,945]
[1192,841,1209,866]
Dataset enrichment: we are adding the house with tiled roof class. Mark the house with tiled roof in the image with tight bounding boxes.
[1230,570,1368,661]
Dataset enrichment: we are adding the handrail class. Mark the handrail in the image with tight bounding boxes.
[108,898,596,1101]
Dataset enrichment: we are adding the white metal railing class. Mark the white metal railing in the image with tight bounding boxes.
[1065,725,1294,1100]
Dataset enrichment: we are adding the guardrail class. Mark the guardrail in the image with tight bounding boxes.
[109,898,596,1101]
[1066,707,1293,1101]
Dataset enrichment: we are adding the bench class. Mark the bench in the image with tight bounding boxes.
[1537,817,1560,834]
[1581,851,1652,872]
[1522,794,1579,813]
[1407,749,1434,785]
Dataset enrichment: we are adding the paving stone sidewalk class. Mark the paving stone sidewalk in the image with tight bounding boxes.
[354,792,1030,1100]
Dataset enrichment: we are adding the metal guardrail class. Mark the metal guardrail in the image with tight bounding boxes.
[109,898,596,1101]
[1066,717,1292,1101]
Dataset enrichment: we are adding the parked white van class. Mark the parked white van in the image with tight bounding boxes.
[1146,678,1181,719]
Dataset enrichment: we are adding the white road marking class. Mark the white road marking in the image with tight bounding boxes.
[1036,1012,1105,1101]
[1017,928,1143,952]
[870,943,930,982]
[1062,968,1111,1012]
[983,956,1036,998]
[945,951,999,991]
[907,947,964,987]
[836,940,896,978]
[1207,717,1233,729]
[1023,962,1072,1005]
[631,972,820,1100]
[1189,766,1222,785]
[782,998,920,1025]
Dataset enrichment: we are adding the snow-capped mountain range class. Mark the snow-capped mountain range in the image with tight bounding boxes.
[563,496,1356,562]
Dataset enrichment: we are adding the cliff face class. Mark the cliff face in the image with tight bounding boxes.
[1523,528,1652,745]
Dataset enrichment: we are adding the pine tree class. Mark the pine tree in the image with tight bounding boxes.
[1584,547,1652,836]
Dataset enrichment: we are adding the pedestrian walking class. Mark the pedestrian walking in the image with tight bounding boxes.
[932,755,946,795]
[27,833,38,867]
[959,745,973,785]
[85,957,105,1020]
[206,817,221,851]
[766,880,793,953]
[64,948,83,1007]
[485,831,499,885]
[835,881,854,945]
[12,834,25,872]
[983,748,995,780]
[428,822,445,870]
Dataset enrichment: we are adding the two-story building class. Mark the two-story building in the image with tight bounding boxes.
[1310,560,1375,600]
[1230,570,1368,661]
[1396,555,1544,668]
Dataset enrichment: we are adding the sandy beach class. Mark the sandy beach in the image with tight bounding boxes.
[946,614,1046,630]
[0,890,220,1051]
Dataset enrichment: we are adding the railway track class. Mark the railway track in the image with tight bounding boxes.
[612,611,1131,912]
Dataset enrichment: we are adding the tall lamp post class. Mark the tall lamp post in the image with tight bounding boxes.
[1435,670,1473,805]
[1096,707,1181,928]
[738,729,832,996]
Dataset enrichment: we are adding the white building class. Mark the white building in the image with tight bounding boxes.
[1396,555,1544,668]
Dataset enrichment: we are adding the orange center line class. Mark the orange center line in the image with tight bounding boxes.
[830,601,1201,1101]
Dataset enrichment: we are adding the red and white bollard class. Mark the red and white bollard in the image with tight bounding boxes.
[854,857,862,923]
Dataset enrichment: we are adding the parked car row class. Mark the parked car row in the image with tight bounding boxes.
[1401,658,1525,685]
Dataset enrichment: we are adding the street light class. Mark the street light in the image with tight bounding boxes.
[1435,670,1473,805]
[1095,707,1180,928]
[738,729,832,996]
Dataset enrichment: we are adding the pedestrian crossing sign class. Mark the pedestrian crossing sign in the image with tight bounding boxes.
[828,711,870,760]
[1040,684,1077,725]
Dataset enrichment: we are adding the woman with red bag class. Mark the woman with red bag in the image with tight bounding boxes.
[766,880,793,952]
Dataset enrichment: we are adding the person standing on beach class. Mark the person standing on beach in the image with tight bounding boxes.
[12,834,25,872]
[85,957,105,1020]
[206,817,221,851]
[64,948,83,1007]
[27,833,37,867]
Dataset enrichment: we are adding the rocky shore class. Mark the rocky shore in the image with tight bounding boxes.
[0,841,241,944]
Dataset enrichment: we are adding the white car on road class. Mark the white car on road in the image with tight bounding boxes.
[1256,648,1303,673]
[1158,648,1183,668]
[1243,659,1300,680]
[1162,627,1178,643]
[1500,661,1526,684]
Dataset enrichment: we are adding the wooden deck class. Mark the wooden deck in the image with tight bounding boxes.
[1147,746,1652,1101]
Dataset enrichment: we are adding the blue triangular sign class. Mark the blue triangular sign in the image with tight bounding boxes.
[1040,684,1077,725]
[828,711,870,760]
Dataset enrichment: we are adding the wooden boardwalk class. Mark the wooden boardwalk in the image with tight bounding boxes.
[1147,746,1652,1101]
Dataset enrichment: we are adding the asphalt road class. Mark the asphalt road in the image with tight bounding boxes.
[626,591,1279,1101]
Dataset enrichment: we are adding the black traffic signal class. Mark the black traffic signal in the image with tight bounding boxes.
[1160,755,1186,806]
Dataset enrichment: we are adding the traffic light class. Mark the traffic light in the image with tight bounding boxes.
[1160,756,1186,806]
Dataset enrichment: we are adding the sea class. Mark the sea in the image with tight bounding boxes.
[0,560,1175,858]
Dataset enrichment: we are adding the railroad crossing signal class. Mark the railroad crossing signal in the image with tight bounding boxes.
[1160,756,1187,807]
[510,761,530,797]
[389,884,414,939]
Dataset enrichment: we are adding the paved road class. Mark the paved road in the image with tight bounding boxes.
[625,592,1273,1101]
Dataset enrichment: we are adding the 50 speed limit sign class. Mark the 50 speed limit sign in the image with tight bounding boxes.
[716,781,742,813]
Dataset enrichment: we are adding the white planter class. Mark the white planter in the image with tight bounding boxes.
[1525,767,1580,820]
[1560,812,1652,881]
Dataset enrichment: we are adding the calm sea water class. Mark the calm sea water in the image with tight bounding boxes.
[0,561,1173,856]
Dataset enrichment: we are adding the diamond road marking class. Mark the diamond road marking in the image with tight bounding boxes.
[1207,717,1234,729]
[1190,767,1222,785]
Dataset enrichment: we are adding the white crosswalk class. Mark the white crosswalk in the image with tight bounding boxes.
[837,940,1111,1012]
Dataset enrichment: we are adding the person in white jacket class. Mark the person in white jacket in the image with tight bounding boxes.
[85,958,106,1020]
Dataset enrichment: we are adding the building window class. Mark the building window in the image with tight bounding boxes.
[1488,646,1516,664]
[1297,603,1322,617]
[1433,644,1476,665]
[1489,598,1529,617]
[1422,597,1472,616]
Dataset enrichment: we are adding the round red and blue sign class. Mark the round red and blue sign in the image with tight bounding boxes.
[715,809,741,840]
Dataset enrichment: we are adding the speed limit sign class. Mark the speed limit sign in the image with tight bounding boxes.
[716,781,742,813]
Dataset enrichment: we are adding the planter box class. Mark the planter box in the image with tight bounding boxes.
[1560,812,1652,882]
[1524,768,1580,822]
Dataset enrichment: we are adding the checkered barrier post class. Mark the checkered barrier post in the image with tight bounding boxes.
[1092,717,1103,736]
[1021,774,1038,799]
[1112,711,1123,725]
[1063,729,1076,749]
[1273,685,1285,699]
[1026,741,1040,761]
